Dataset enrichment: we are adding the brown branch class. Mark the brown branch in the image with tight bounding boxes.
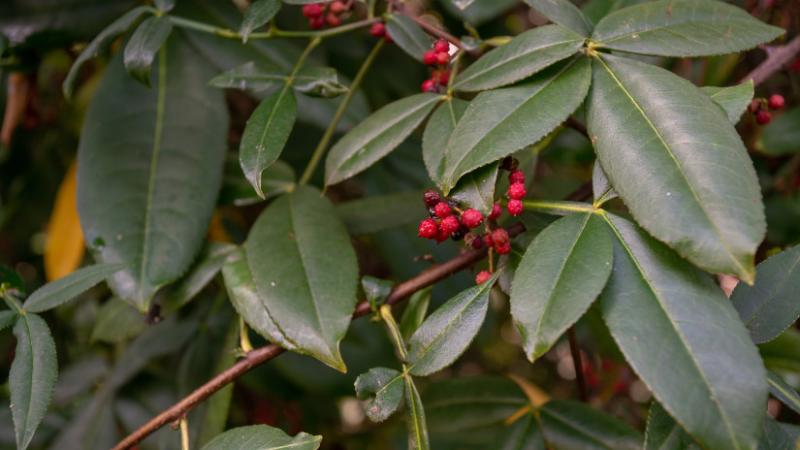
[407,14,470,53]
[567,327,588,402]
[741,34,800,86]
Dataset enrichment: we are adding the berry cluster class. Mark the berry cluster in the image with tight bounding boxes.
[421,39,452,93]
[416,190,483,243]
[302,1,351,29]
[749,94,784,125]
[368,22,392,42]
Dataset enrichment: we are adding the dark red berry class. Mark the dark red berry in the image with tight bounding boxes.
[507,182,526,200]
[483,233,494,247]
[451,226,466,241]
[434,39,450,53]
[435,51,450,65]
[756,110,772,125]
[495,242,511,255]
[302,3,324,17]
[792,56,800,72]
[475,270,492,284]
[433,201,452,218]
[747,99,761,113]
[491,228,509,246]
[423,189,441,208]
[509,170,525,184]
[470,234,484,249]
[488,203,502,221]
[329,0,347,13]
[370,22,386,38]
[421,78,436,93]
[433,70,450,85]
[507,199,524,216]
[325,12,342,27]
[423,50,438,66]
[768,94,785,110]
[461,209,484,228]
[309,16,325,29]
[440,215,460,235]
[417,218,438,239]
[500,156,518,171]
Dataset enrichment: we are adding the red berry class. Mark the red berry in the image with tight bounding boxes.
[461,209,484,228]
[470,234,484,249]
[417,218,438,239]
[302,3,323,17]
[423,189,441,208]
[483,233,494,247]
[507,199,524,216]
[747,99,761,113]
[435,51,450,65]
[329,0,347,13]
[756,110,772,125]
[325,12,342,27]
[475,270,492,284]
[488,203,502,221]
[768,94,785,110]
[433,201,452,218]
[507,182,526,200]
[421,78,436,93]
[435,227,450,243]
[495,241,511,255]
[370,22,386,38]
[432,70,450,85]
[434,39,450,53]
[309,16,325,29]
[383,33,393,43]
[423,50,438,66]
[509,170,525,184]
[491,228,509,245]
[792,56,800,72]
[440,215,460,235]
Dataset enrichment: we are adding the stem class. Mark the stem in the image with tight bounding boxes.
[741,35,800,86]
[1,290,24,315]
[287,37,321,83]
[239,316,253,353]
[380,304,408,360]
[179,417,190,450]
[168,15,378,41]
[299,39,385,185]
[568,327,588,402]
[521,200,598,215]
[168,16,239,39]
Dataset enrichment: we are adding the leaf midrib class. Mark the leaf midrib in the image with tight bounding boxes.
[597,16,762,47]
[541,406,618,450]
[17,315,34,447]
[251,86,292,195]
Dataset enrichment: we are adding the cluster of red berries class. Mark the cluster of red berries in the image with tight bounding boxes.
[421,39,452,93]
[749,94,784,125]
[368,22,392,42]
[417,190,484,243]
[301,1,351,29]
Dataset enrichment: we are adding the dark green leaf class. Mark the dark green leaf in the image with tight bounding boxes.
[164,242,238,311]
[361,276,394,310]
[592,0,784,57]
[244,186,358,371]
[336,191,425,235]
[62,6,151,99]
[326,93,441,186]
[0,310,16,331]
[701,81,753,124]
[355,367,404,422]
[732,245,800,344]
[510,213,612,361]
[540,401,642,450]
[423,98,469,188]
[588,54,764,281]
[524,0,594,36]
[441,57,591,193]
[209,61,286,92]
[592,160,616,205]
[759,329,800,373]
[240,0,281,43]
[221,157,296,206]
[201,425,321,450]
[240,87,297,199]
[644,402,697,450]
[759,416,797,450]
[767,371,800,416]
[123,15,173,86]
[78,35,228,311]
[439,0,517,25]
[90,297,146,343]
[600,213,767,450]
[10,313,57,450]
[386,14,435,62]
[759,107,800,156]
[404,374,431,450]
[400,287,431,341]
[292,67,348,98]
[455,25,584,92]
[24,263,126,313]
[407,271,500,376]
[425,376,528,433]
[450,163,499,215]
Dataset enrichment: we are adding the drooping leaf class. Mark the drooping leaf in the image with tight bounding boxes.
[455,25,584,92]
[510,213,612,361]
[732,245,800,344]
[240,0,281,43]
[588,54,764,281]
[701,81,753,124]
[90,297,146,343]
[326,93,442,186]
[336,191,426,235]
[644,402,697,450]
[239,87,297,198]
[209,61,286,91]
[24,263,126,313]
[201,425,321,450]
[244,186,358,371]
[422,98,469,188]
[592,0,784,57]
[599,213,767,450]
[406,271,500,376]
[524,0,594,36]
[355,367,405,422]
[759,107,800,156]
[539,401,642,450]
[123,15,173,86]
[10,313,57,450]
[292,67,348,98]
[386,14,435,62]
[591,160,616,205]
[62,6,151,99]
[450,163,499,215]
[767,371,800,416]
[404,374,431,450]
[78,34,228,311]
[441,57,591,193]
[400,287,431,341]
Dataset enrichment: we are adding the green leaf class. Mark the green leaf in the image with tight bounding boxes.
[240,87,297,198]
[164,242,238,311]
[441,57,591,193]
[78,35,228,311]
[361,276,394,311]
[450,163,499,215]
[23,263,126,313]
[292,67,349,98]
[524,0,594,36]
[0,310,16,331]
[600,213,767,450]
[539,401,642,450]
[325,93,442,186]
[701,81,754,124]
[240,0,281,43]
[592,160,617,205]
[123,15,173,86]
[644,402,697,450]
[386,14,435,62]
[90,297,146,344]
[336,191,426,235]
[404,374,431,450]
[732,245,800,344]
[455,25,584,92]
[244,186,358,371]
[439,0,517,25]
[201,425,322,450]
[760,329,800,373]
[355,367,405,422]
[510,213,612,361]
[423,98,469,188]
[591,0,784,57]
[759,416,798,450]
[407,271,500,376]
[63,6,151,99]
[767,371,800,416]
[400,287,431,341]
[209,61,287,92]
[588,54,764,281]
[10,313,57,450]
[759,107,800,156]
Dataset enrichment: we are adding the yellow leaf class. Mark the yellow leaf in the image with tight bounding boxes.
[44,162,84,281]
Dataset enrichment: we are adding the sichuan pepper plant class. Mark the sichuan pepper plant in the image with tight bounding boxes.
[1,0,800,449]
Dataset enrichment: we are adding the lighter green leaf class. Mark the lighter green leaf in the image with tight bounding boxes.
[600,213,767,450]
[450,163,499,215]
[540,401,642,450]
[325,93,441,186]
[400,287,431,341]
[386,14,435,62]
[588,54,764,281]
[404,374,431,450]
[240,87,296,198]
[123,15,173,86]
[292,67,348,98]
[24,263,126,313]
[355,367,404,422]
[592,0,784,57]
[407,271,500,376]
[201,425,321,450]
[0,310,16,331]
[510,213,612,361]
[701,81,754,124]
[335,191,425,235]
[759,107,800,156]
[361,276,393,311]
[441,57,590,193]
[767,371,800,416]
[592,160,617,205]
[240,0,281,43]
[644,402,697,450]
[209,61,286,92]
[455,25,584,92]
[422,98,469,188]
[524,0,594,36]
[10,313,57,450]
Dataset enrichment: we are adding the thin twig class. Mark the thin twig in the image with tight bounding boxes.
[741,35,800,86]
[407,14,470,53]
[568,327,588,402]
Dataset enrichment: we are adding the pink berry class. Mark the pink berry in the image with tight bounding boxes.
[435,51,450,65]
[423,50,438,66]
[491,228,509,246]
[440,215,460,235]
[421,78,436,93]
[507,182,526,200]
[329,0,347,13]
[748,99,761,113]
[418,218,438,239]
[325,12,342,27]
[768,94,785,110]
[302,3,323,17]
[756,110,772,125]
[509,170,525,184]
[475,270,492,284]
[434,39,450,53]
[495,241,511,255]
[461,209,484,228]
[370,22,386,38]
[433,202,451,218]
[488,203,502,221]
[507,199,524,216]
[483,233,494,247]
[423,189,441,208]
